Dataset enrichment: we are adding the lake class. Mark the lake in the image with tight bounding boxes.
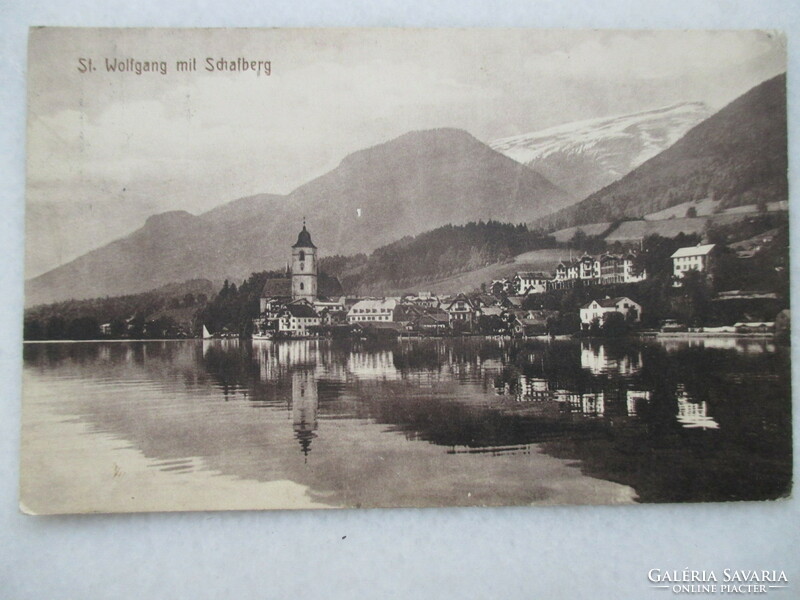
[20,336,791,513]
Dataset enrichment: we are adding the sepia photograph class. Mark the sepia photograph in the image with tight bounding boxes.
[21,28,790,515]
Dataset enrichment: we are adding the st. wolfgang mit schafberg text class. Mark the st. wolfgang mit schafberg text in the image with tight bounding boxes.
[76,57,272,77]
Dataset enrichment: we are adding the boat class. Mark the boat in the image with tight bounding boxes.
[202,325,214,339]
[251,330,275,340]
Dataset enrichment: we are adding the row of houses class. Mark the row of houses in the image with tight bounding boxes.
[256,291,643,337]
[491,243,720,301]
[490,252,647,298]
[256,292,492,337]
[554,252,646,287]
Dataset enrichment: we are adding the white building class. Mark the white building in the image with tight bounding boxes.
[671,244,716,285]
[552,252,646,288]
[579,296,643,329]
[444,293,480,329]
[277,302,321,336]
[402,292,440,308]
[513,271,552,295]
[347,298,398,323]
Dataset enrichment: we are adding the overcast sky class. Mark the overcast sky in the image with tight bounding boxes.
[26,28,786,277]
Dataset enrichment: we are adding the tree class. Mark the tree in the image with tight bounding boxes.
[588,317,602,337]
[686,206,698,218]
[23,319,44,340]
[677,270,713,326]
[110,317,128,338]
[570,228,587,248]
[478,314,507,335]
[46,316,67,339]
[602,311,628,337]
[128,313,146,339]
[66,316,100,340]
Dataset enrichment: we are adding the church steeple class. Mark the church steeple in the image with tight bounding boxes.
[291,221,318,301]
[292,218,317,249]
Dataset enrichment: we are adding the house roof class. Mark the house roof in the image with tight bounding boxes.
[292,225,317,249]
[349,298,398,312]
[355,321,405,331]
[445,293,476,310]
[527,309,558,321]
[516,271,551,279]
[518,317,545,327]
[713,291,779,301]
[283,303,319,318]
[319,274,344,299]
[476,293,498,306]
[396,304,424,319]
[581,296,637,309]
[671,244,715,259]
[419,313,449,324]
[261,277,292,298]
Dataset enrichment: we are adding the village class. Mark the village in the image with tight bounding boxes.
[246,222,785,341]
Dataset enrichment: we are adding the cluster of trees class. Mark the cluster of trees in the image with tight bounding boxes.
[320,221,555,293]
[584,311,635,337]
[23,279,215,340]
[23,313,186,340]
[25,316,103,340]
[200,272,276,337]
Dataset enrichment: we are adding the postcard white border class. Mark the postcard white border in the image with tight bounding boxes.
[1,2,799,598]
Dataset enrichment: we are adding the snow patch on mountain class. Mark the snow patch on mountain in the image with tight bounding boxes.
[492,102,710,164]
[490,102,712,198]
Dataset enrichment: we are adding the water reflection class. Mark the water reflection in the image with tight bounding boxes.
[656,336,776,353]
[675,384,719,430]
[580,342,642,376]
[292,370,318,456]
[22,335,791,505]
[626,390,651,417]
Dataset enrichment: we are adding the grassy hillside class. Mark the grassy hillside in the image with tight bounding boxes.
[384,249,566,296]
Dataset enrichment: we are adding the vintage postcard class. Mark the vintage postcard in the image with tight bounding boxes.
[21,28,790,514]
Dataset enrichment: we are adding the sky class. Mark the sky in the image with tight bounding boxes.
[26,28,786,277]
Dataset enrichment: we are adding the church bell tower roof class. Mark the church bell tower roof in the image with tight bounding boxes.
[292,223,317,249]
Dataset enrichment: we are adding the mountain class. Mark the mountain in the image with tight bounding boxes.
[534,74,787,232]
[491,102,711,199]
[26,128,570,306]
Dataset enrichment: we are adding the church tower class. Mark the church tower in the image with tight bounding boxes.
[291,220,317,302]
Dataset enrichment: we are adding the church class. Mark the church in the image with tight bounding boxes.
[256,222,344,337]
[259,221,319,311]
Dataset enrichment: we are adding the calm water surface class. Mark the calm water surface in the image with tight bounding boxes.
[21,336,792,510]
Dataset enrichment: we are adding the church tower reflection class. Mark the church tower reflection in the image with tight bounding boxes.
[292,370,319,457]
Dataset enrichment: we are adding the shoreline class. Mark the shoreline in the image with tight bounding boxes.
[637,332,775,339]
[25,331,777,344]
